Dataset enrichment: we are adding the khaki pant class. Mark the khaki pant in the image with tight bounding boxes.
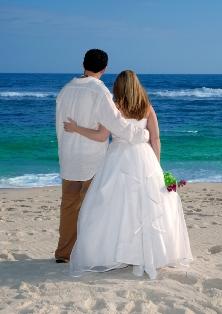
[55,179,91,260]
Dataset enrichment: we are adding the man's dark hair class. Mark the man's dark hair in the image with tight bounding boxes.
[83,49,108,73]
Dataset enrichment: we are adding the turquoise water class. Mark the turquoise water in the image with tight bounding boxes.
[0,74,221,187]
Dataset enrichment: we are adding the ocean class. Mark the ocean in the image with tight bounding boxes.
[0,73,221,188]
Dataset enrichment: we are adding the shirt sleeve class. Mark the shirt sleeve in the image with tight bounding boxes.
[96,92,149,144]
[56,87,66,145]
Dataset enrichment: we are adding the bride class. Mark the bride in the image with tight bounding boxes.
[64,70,193,279]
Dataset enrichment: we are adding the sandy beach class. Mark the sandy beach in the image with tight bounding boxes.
[0,183,222,314]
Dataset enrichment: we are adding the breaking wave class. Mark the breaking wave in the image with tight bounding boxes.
[151,87,222,98]
[0,91,57,99]
[0,173,61,188]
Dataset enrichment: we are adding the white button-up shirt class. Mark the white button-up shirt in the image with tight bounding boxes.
[56,76,149,181]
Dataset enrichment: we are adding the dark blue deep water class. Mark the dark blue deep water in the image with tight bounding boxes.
[0,73,221,187]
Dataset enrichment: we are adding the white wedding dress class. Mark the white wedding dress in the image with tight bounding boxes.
[70,118,193,279]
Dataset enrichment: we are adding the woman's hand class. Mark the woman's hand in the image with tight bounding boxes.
[64,118,78,133]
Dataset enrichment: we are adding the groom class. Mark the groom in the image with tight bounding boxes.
[55,49,149,263]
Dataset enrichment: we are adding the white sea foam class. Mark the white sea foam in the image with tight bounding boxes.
[0,173,61,188]
[0,91,57,98]
[188,175,222,183]
[181,130,199,134]
[0,171,221,188]
[151,87,222,98]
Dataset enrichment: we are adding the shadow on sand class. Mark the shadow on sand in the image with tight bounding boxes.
[0,256,143,287]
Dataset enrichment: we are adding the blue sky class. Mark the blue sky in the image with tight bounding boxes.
[1,0,222,73]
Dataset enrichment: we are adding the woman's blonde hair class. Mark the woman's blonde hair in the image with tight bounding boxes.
[113,70,151,120]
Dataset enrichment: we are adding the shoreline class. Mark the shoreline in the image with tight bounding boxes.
[0,181,222,190]
[1,183,222,312]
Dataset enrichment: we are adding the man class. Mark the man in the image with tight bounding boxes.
[55,49,149,263]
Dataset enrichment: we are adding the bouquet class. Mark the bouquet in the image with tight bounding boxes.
[164,171,187,192]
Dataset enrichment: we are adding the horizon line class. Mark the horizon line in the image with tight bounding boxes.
[0,72,222,75]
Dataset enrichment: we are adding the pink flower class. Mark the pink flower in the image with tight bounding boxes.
[167,186,172,192]
[172,184,177,192]
[178,180,187,187]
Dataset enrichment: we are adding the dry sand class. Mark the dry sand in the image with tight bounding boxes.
[0,183,222,314]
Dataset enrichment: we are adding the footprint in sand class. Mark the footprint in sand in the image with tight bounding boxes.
[6,207,16,211]
[186,211,195,215]
[116,290,129,298]
[200,224,208,228]
[41,206,48,209]
[22,210,30,213]
[203,278,222,290]
[63,302,76,312]
[0,253,10,260]
[199,213,214,217]
[92,298,107,311]
[0,251,16,261]
[34,217,42,221]
[12,253,31,260]
[211,221,222,225]
[216,264,222,270]
[27,232,34,236]
[208,245,222,254]
[194,208,202,212]
[162,272,199,285]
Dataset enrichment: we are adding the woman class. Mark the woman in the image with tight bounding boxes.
[64,70,193,279]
